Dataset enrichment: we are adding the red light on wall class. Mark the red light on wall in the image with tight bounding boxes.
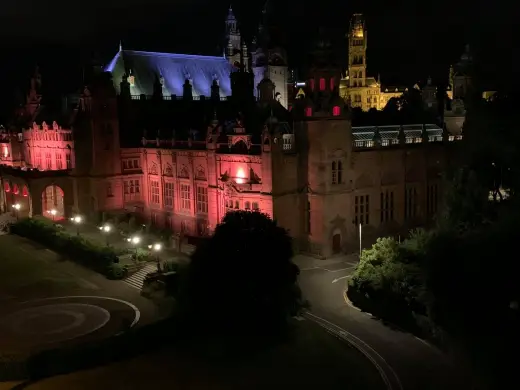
[22,186,28,197]
[309,79,315,91]
[13,184,19,194]
[330,78,335,91]
[305,107,313,117]
[332,106,341,116]
[4,182,10,192]
[319,78,326,91]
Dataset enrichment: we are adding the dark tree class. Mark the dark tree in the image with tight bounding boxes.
[177,211,303,342]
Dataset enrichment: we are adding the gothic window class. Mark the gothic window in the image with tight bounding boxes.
[150,180,160,204]
[196,186,208,213]
[12,184,19,194]
[245,201,251,210]
[252,202,259,211]
[358,71,363,79]
[164,182,174,207]
[331,160,343,184]
[332,106,341,116]
[426,183,438,216]
[66,153,71,169]
[45,153,52,169]
[55,153,63,169]
[305,107,313,117]
[35,152,42,168]
[235,200,239,209]
[107,183,113,198]
[22,186,28,197]
[354,195,370,225]
[180,184,191,211]
[4,181,10,192]
[380,190,394,223]
[404,186,418,220]
[319,78,326,91]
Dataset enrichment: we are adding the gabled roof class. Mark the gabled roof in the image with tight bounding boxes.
[105,50,233,98]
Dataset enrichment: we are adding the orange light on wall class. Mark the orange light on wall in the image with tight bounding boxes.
[235,167,246,184]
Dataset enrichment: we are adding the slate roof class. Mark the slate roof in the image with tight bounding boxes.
[105,50,234,98]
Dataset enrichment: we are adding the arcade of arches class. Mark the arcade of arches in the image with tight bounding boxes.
[41,185,65,220]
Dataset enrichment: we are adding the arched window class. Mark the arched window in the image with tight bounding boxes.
[4,182,10,192]
[252,202,259,211]
[22,186,28,197]
[319,78,326,91]
[305,107,313,117]
[245,201,251,210]
[332,106,341,116]
[12,184,19,194]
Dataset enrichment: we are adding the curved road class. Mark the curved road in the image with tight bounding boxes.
[296,256,473,390]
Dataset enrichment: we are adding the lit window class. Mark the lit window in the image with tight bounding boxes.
[12,184,19,194]
[180,184,191,211]
[150,181,160,204]
[164,182,174,207]
[319,78,326,91]
[332,106,340,116]
[22,186,28,197]
[196,186,208,213]
[305,107,313,117]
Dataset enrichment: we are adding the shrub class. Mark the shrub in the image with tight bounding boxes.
[106,263,129,280]
[11,218,122,279]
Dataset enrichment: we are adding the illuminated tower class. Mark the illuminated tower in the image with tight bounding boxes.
[225,6,242,68]
[347,14,367,88]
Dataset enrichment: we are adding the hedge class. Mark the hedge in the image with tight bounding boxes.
[10,218,128,280]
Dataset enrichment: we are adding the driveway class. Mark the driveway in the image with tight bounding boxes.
[295,254,473,390]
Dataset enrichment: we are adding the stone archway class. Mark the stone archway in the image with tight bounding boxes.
[42,185,65,221]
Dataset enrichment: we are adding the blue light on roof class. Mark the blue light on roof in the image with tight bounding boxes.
[104,50,233,97]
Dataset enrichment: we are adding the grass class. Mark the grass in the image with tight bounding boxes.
[0,235,82,300]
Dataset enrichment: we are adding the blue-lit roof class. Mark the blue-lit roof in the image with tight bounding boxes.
[104,50,233,98]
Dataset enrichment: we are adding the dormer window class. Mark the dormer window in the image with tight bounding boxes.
[305,107,313,117]
[319,78,326,91]
[332,106,341,116]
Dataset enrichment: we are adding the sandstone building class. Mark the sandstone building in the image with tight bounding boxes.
[0,8,464,258]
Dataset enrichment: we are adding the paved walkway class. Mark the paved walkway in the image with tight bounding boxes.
[293,253,359,271]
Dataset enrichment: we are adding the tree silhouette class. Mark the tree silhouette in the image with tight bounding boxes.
[177,211,303,342]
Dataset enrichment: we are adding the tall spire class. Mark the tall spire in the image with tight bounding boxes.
[119,40,123,52]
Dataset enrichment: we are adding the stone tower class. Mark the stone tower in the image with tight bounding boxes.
[251,1,289,108]
[347,14,367,88]
[293,37,352,257]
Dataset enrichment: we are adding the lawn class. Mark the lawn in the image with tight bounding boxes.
[0,235,83,301]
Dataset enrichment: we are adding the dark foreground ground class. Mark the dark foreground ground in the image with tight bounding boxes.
[17,319,386,390]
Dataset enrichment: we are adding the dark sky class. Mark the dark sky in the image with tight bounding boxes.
[0,0,514,118]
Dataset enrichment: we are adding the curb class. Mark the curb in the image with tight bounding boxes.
[343,288,438,352]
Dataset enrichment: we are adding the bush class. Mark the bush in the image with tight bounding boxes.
[106,263,129,280]
[11,218,123,279]
[347,237,426,332]
[132,248,152,262]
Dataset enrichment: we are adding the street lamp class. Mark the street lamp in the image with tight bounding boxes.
[100,224,111,246]
[49,209,57,222]
[148,243,162,272]
[127,235,141,257]
[11,203,21,221]
[71,215,82,236]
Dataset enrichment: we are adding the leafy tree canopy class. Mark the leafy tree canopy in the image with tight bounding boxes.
[177,211,303,341]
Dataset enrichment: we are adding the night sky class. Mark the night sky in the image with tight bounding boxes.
[0,0,514,119]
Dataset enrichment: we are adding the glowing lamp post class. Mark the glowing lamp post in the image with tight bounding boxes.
[49,209,57,222]
[148,243,162,272]
[128,235,141,257]
[11,203,21,221]
[100,224,111,246]
[71,215,82,236]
